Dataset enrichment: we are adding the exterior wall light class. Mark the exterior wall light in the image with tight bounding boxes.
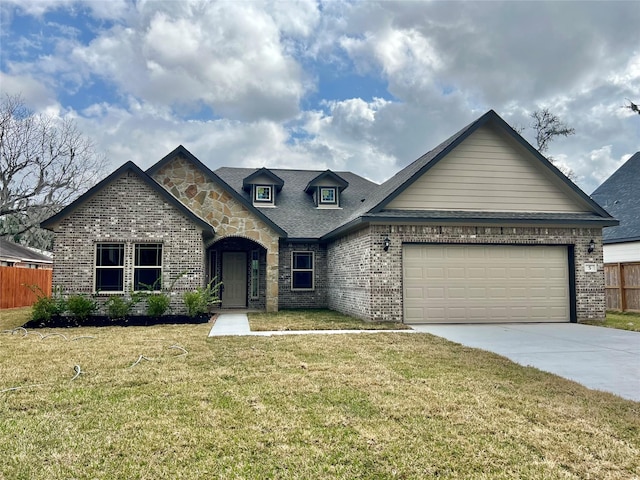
[383,235,391,251]
[588,239,595,253]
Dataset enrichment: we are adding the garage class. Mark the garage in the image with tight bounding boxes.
[403,244,571,324]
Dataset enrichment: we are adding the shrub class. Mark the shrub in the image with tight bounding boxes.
[183,278,222,317]
[29,285,66,323]
[66,294,97,320]
[106,296,133,320]
[146,294,171,317]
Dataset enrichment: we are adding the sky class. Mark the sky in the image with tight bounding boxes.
[1,0,639,195]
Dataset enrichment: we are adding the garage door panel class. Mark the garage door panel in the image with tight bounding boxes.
[403,245,570,324]
[426,267,445,278]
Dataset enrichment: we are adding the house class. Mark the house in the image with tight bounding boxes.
[591,152,640,311]
[41,110,617,323]
[0,238,53,269]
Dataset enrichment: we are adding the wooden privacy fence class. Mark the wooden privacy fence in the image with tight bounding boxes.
[604,262,640,312]
[0,266,52,309]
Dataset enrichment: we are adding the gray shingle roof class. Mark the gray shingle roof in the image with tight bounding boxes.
[0,238,52,264]
[216,109,616,239]
[214,167,377,238]
[591,152,640,243]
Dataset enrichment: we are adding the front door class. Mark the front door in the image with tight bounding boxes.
[222,252,247,308]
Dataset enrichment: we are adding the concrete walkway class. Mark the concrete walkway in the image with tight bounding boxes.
[208,313,414,337]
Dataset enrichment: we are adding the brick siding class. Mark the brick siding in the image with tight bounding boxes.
[50,171,205,314]
[278,242,328,309]
[329,223,606,323]
[327,229,373,320]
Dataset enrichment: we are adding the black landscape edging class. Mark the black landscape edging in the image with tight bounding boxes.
[23,314,211,329]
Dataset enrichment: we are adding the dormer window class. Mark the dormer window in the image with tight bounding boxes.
[242,168,284,207]
[304,170,349,209]
[254,185,272,203]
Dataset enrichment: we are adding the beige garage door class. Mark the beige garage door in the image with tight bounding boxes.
[403,245,570,324]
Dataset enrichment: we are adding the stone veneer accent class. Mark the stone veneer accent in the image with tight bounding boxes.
[50,171,205,314]
[328,223,606,323]
[152,155,281,311]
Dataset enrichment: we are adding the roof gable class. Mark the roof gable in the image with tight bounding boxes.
[370,110,613,218]
[41,161,214,234]
[147,146,286,237]
[591,152,640,243]
[242,167,285,192]
[304,170,349,194]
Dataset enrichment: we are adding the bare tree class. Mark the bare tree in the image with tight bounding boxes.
[530,108,576,154]
[528,108,576,179]
[0,94,106,250]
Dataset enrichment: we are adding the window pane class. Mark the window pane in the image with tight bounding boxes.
[293,252,312,269]
[321,188,336,203]
[293,271,313,289]
[134,268,162,291]
[97,244,124,267]
[255,186,272,201]
[135,244,162,266]
[96,269,123,291]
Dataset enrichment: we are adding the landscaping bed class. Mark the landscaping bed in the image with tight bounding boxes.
[22,314,211,329]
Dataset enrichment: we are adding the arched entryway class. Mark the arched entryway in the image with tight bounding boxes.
[207,236,268,310]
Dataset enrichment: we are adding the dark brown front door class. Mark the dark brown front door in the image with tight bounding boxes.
[222,252,247,307]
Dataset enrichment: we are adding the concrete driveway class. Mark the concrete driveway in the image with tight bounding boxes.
[411,323,640,402]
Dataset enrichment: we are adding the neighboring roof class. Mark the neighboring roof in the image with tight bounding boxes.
[242,167,285,192]
[0,238,53,264]
[41,161,215,237]
[304,170,349,194]
[591,152,640,243]
[215,167,377,238]
[147,146,286,237]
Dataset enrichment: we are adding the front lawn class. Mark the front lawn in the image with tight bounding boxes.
[248,308,409,331]
[1,321,638,479]
[583,310,640,332]
[0,306,31,330]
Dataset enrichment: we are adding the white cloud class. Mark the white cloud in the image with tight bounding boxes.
[3,0,639,196]
[0,72,55,110]
[573,146,631,193]
[65,1,311,121]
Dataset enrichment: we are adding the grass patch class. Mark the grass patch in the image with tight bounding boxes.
[248,309,409,331]
[1,322,639,479]
[584,311,640,332]
[0,306,32,330]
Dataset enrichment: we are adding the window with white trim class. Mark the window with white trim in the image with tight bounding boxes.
[95,243,125,292]
[319,187,337,205]
[291,251,314,290]
[254,185,272,203]
[134,243,162,291]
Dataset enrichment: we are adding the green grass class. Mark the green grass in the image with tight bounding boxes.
[0,306,32,331]
[248,309,409,331]
[1,318,638,479]
[583,310,640,332]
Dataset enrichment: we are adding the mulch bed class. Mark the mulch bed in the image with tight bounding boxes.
[23,314,211,329]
